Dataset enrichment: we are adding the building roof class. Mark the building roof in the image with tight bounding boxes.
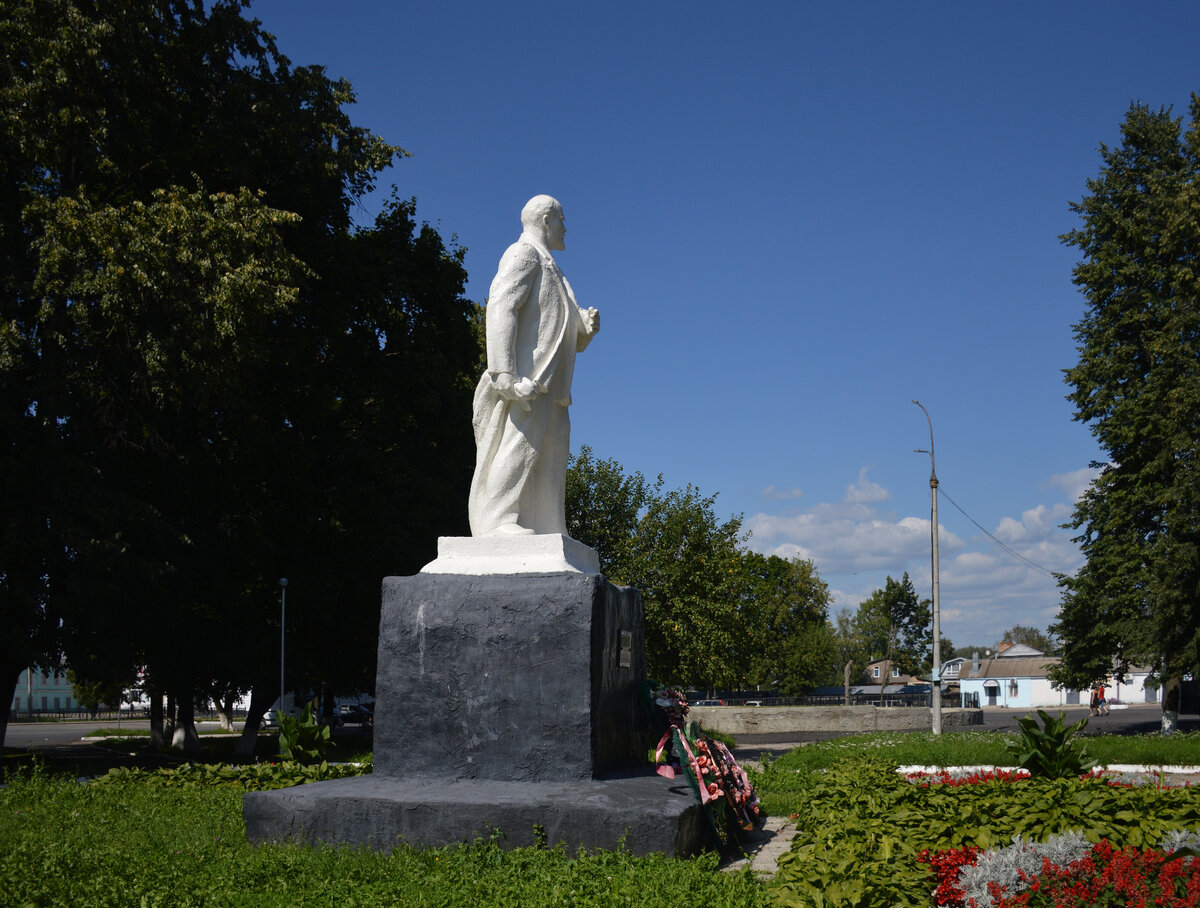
[962,655,1058,680]
[996,642,1046,658]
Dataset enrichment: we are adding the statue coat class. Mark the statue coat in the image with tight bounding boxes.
[469,235,595,536]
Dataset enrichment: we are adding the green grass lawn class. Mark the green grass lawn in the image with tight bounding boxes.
[754,727,1200,777]
[0,766,769,907]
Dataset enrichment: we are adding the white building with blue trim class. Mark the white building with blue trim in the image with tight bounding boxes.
[955,642,1162,708]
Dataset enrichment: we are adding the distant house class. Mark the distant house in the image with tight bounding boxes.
[863,659,922,687]
[940,656,965,682]
[957,643,1162,708]
[10,665,78,715]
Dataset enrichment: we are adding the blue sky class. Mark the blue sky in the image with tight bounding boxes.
[247,0,1200,650]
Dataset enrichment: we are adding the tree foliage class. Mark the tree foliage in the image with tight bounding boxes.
[566,446,833,691]
[1001,625,1059,655]
[1052,97,1200,698]
[852,573,932,680]
[739,552,834,695]
[827,607,871,688]
[0,0,479,747]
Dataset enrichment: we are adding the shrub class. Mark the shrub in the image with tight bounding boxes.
[278,700,333,765]
[1004,710,1097,779]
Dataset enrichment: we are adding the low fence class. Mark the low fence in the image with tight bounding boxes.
[689,704,985,736]
[716,691,981,709]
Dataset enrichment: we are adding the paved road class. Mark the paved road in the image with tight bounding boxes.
[4,719,231,749]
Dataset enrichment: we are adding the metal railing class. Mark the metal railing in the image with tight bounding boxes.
[8,707,246,722]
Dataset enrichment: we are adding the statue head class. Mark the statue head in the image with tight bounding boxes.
[520,194,565,251]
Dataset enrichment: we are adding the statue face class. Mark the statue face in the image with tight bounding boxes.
[544,208,566,250]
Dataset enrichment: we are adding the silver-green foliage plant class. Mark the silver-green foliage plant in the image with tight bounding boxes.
[1005,709,1098,778]
[958,831,1092,907]
[959,828,1200,906]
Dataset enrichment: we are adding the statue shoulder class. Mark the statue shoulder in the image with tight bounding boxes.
[498,240,543,271]
[490,240,543,298]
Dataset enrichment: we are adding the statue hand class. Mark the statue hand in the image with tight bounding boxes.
[493,373,543,411]
[582,306,600,335]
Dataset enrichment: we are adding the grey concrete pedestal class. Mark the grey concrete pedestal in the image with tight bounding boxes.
[243,771,706,855]
[244,569,707,856]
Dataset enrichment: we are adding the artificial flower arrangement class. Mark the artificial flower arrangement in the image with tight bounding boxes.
[644,684,763,848]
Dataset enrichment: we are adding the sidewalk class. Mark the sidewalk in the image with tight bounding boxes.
[720,814,796,878]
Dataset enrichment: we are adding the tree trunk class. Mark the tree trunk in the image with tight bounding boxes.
[214,691,235,732]
[0,662,22,750]
[320,682,335,727]
[1162,675,1181,734]
[233,684,273,759]
[149,686,166,749]
[843,661,853,706]
[171,688,202,753]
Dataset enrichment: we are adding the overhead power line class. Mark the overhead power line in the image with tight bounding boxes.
[936,484,1060,579]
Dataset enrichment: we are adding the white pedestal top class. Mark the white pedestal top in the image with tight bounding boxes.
[420,534,600,575]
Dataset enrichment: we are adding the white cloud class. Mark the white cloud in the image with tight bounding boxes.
[746,504,963,577]
[761,485,804,500]
[993,503,1072,544]
[745,465,1088,647]
[1045,466,1102,503]
[844,467,891,504]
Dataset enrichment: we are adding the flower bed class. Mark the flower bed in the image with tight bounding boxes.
[762,758,1200,907]
[921,832,1200,907]
[911,767,1200,906]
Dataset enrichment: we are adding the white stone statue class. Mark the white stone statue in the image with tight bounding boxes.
[468,195,599,537]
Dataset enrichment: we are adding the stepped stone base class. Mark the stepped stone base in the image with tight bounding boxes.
[242,771,709,856]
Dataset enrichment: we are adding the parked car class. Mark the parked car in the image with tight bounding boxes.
[337,703,374,728]
[692,699,725,706]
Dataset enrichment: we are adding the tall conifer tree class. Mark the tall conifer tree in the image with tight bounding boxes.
[1053,98,1200,728]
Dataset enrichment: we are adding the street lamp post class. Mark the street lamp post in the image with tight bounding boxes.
[912,400,942,735]
[279,577,288,738]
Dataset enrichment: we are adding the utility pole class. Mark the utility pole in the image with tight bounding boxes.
[279,577,288,747]
[912,400,942,735]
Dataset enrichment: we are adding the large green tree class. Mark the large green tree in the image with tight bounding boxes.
[627,483,748,688]
[1051,98,1200,729]
[852,573,932,685]
[566,446,834,691]
[0,0,479,748]
[739,551,834,695]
